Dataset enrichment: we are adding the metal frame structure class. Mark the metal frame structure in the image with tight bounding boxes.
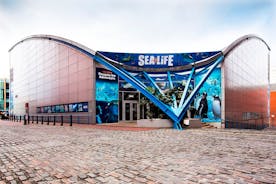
[93,52,224,130]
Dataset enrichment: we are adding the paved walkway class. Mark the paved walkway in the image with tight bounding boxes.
[0,120,275,184]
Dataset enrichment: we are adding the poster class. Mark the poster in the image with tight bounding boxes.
[194,68,221,122]
[95,68,119,124]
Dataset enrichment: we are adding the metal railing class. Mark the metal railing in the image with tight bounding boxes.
[9,115,93,126]
[223,117,269,130]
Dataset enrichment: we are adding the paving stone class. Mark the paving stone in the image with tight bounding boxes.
[78,173,87,180]
[96,176,107,183]
[54,173,64,179]
[6,176,14,181]
[0,120,275,183]
[22,181,32,184]
[10,181,17,184]
[87,172,97,178]
[85,177,97,183]
[19,175,28,181]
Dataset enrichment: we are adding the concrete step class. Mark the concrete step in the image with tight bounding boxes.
[201,123,217,129]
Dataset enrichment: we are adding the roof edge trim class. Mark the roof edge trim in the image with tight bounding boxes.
[222,34,271,56]
[8,34,96,55]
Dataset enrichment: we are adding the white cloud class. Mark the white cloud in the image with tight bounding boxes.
[0,0,275,82]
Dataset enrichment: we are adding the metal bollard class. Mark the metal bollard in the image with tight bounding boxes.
[41,116,44,124]
[24,115,27,125]
[47,116,49,125]
[32,116,34,123]
[53,116,56,126]
[61,116,63,126]
[60,116,63,126]
[70,115,72,126]
[28,116,30,124]
[19,116,21,122]
[36,116,38,124]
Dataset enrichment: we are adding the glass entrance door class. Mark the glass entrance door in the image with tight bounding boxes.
[123,101,138,121]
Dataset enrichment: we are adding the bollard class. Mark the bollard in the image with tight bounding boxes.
[36,116,38,124]
[70,115,72,126]
[47,116,49,125]
[53,116,56,126]
[61,116,63,126]
[41,116,44,124]
[16,116,18,122]
[32,116,34,123]
[19,116,21,122]
[24,115,27,125]
[28,116,30,124]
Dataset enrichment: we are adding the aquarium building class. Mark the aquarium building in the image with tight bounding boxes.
[9,34,270,129]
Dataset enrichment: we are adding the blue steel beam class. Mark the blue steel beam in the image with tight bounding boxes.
[125,71,148,89]
[142,71,164,96]
[178,67,195,109]
[167,71,177,109]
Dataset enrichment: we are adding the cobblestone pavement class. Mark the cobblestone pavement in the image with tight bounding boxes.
[0,120,275,184]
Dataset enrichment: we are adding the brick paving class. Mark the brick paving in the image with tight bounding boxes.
[0,120,275,184]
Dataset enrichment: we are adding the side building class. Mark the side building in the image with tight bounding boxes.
[0,78,9,118]
[270,84,276,127]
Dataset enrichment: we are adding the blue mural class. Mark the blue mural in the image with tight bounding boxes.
[194,68,221,122]
[96,68,119,124]
[98,51,220,68]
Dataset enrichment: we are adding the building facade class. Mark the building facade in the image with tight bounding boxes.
[223,36,270,129]
[0,78,9,113]
[9,35,270,129]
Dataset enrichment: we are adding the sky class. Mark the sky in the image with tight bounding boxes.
[0,0,275,82]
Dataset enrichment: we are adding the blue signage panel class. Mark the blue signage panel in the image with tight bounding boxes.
[95,68,119,124]
[98,51,220,68]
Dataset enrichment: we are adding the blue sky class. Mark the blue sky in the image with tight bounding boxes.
[0,0,275,81]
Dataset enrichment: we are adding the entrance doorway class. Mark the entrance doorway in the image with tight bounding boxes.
[119,91,140,121]
[123,101,138,121]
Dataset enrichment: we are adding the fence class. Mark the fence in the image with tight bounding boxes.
[9,115,93,126]
[224,118,269,130]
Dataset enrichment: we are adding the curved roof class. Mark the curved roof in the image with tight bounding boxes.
[9,34,270,71]
[9,34,96,55]
[222,34,270,57]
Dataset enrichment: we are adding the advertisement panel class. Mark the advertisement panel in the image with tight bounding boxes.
[194,68,221,122]
[95,68,119,124]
